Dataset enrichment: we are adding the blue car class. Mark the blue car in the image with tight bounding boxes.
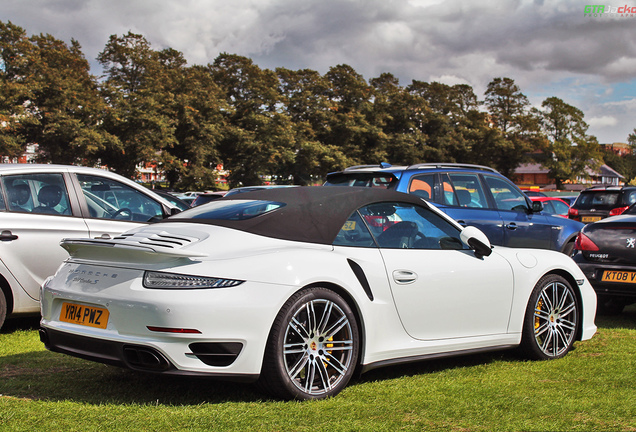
[325,163,584,254]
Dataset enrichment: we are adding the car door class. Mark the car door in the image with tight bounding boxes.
[0,172,90,301]
[356,201,514,340]
[483,174,552,249]
[72,173,166,239]
[433,173,506,246]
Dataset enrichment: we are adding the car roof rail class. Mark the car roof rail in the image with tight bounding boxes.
[405,163,500,173]
[343,162,395,171]
[583,185,622,191]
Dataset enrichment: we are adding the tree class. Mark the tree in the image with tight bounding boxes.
[277,67,348,184]
[539,97,602,189]
[407,80,487,164]
[323,65,386,164]
[369,73,430,165]
[0,21,116,164]
[97,32,178,178]
[211,54,295,187]
[165,64,228,190]
[483,77,543,177]
[0,21,33,158]
[25,33,116,164]
[628,128,636,149]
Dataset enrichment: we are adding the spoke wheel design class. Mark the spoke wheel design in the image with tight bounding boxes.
[283,298,354,396]
[259,288,359,400]
[521,274,579,360]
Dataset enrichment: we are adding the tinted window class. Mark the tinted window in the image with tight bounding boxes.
[408,174,435,201]
[440,174,458,206]
[181,199,285,221]
[551,199,570,216]
[448,173,488,208]
[484,175,528,212]
[2,173,71,216]
[625,190,636,206]
[575,191,619,210]
[77,174,162,222]
[542,201,555,214]
[325,173,398,188]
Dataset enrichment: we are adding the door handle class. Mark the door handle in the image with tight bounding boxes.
[392,270,417,285]
[0,230,18,241]
[456,220,468,227]
[505,222,517,230]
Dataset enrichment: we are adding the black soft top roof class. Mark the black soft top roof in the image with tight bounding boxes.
[164,186,431,245]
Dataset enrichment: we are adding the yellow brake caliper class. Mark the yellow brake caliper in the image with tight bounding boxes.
[535,298,543,331]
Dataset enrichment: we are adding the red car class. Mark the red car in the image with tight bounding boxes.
[530,196,570,218]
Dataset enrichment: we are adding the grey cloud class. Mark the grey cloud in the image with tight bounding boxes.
[2,0,635,142]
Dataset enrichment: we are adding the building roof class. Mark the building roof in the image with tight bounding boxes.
[515,163,623,179]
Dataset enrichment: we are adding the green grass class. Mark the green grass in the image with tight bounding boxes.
[1,307,636,432]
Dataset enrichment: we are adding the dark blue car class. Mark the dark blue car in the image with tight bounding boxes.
[325,163,584,255]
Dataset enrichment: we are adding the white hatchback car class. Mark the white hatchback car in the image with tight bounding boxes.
[0,164,181,329]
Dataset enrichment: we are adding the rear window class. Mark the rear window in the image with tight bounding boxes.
[177,199,285,221]
[575,192,620,210]
[325,173,398,189]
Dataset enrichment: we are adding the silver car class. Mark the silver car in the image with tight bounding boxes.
[0,164,181,329]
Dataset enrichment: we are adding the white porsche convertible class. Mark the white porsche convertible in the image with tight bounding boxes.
[40,187,597,400]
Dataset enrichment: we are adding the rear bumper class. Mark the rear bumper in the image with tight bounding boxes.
[39,327,258,382]
[574,258,636,297]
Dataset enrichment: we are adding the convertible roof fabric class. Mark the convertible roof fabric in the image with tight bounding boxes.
[164,186,430,245]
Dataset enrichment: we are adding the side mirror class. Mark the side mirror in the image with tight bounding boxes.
[460,226,492,259]
[532,201,543,213]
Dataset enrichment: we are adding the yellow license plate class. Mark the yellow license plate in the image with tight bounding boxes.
[60,302,109,329]
[601,271,636,284]
[582,216,602,223]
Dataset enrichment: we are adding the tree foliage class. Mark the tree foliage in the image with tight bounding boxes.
[539,97,603,189]
[0,21,624,189]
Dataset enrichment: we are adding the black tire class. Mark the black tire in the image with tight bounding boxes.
[258,287,360,400]
[0,289,7,330]
[561,240,575,257]
[520,274,579,360]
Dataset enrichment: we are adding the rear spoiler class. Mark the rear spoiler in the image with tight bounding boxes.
[61,238,208,263]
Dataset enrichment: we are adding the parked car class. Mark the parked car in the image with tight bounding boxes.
[39,187,596,400]
[530,196,570,218]
[325,163,584,254]
[191,191,227,207]
[568,186,636,223]
[152,190,191,211]
[558,195,579,206]
[0,164,182,329]
[523,190,547,197]
[573,202,636,314]
[224,185,298,196]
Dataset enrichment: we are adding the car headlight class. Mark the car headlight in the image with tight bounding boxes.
[143,271,245,289]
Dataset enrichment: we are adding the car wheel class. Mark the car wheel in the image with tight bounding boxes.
[520,274,579,360]
[0,289,7,330]
[259,287,360,400]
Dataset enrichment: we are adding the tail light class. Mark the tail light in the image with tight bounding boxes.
[574,232,599,251]
[568,207,579,218]
[609,206,629,216]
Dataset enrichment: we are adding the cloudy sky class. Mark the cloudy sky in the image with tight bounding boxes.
[4,0,636,143]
